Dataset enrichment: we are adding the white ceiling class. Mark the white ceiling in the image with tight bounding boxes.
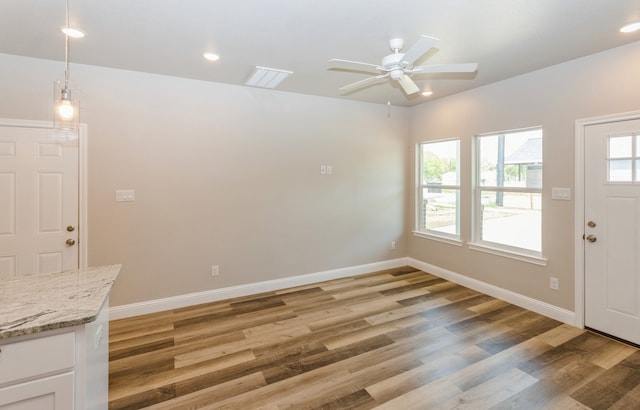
[1,0,640,107]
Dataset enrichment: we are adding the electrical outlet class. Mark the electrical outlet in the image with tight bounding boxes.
[550,277,559,290]
[391,240,396,250]
[211,265,219,277]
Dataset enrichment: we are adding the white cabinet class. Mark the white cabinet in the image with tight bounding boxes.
[0,332,74,409]
[0,373,74,410]
[0,300,110,410]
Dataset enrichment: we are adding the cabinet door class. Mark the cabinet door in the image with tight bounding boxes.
[0,372,73,410]
[0,332,75,386]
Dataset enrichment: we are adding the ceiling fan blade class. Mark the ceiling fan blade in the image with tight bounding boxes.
[401,35,440,67]
[396,75,420,95]
[328,58,381,74]
[339,73,389,92]
[409,63,479,75]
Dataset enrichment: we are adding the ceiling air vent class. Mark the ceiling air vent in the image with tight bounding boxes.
[245,66,293,89]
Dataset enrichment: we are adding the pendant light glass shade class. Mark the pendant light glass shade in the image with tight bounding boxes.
[53,0,80,139]
[53,80,79,136]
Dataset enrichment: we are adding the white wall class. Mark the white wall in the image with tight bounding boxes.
[409,40,640,310]
[0,53,409,306]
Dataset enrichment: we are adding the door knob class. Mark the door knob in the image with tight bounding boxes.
[66,238,76,246]
[585,234,597,243]
[587,221,596,228]
[67,225,75,232]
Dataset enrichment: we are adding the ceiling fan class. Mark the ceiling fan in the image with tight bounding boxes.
[328,35,478,96]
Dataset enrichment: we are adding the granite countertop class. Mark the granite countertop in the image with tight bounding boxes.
[0,265,121,340]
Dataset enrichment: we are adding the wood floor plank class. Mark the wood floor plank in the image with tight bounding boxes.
[540,396,594,410]
[109,321,174,344]
[321,314,426,350]
[450,337,554,392]
[493,356,605,409]
[109,349,259,404]
[586,339,638,370]
[211,366,356,409]
[440,367,538,409]
[363,296,451,326]
[373,376,464,410]
[108,266,640,410]
[261,334,395,385]
[476,315,561,355]
[534,323,586,347]
[570,350,640,409]
[467,298,510,314]
[109,330,246,374]
[305,298,401,331]
[366,344,490,403]
[144,372,268,410]
[608,382,640,410]
[368,322,553,403]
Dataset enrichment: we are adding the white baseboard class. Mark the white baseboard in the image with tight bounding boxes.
[408,258,576,325]
[110,256,576,325]
[109,258,409,320]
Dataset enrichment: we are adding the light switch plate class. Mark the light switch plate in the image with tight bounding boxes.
[115,189,135,202]
[551,187,571,200]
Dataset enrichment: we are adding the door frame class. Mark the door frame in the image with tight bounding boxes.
[574,110,640,328]
[0,118,88,269]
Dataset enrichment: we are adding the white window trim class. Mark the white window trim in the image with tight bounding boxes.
[467,241,547,266]
[472,127,543,259]
[413,230,464,247]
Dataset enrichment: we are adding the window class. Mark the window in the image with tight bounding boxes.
[416,139,460,240]
[607,133,640,182]
[473,128,542,256]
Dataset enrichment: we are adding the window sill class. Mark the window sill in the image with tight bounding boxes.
[412,231,463,247]
[467,242,548,266]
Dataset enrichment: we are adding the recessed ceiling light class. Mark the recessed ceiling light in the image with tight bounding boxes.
[421,90,433,97]
[61,27,85,38]
[203,53,220,62]
[620,22,640,33]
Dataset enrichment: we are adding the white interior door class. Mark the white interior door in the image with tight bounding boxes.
[584,118,640,345]
[0,125,78,276]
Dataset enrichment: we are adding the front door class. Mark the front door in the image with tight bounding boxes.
[584,118,640,345]
[0,125,78,276]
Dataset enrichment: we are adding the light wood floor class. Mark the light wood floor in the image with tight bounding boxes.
[109,266,640,409]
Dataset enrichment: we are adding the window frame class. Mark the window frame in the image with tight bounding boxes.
[414,138,462,245]
[470,127,546,264]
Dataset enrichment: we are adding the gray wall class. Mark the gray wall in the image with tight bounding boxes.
[2,39,640,311]
[0,54,409,306]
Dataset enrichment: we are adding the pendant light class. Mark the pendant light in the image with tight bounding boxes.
[54,0,80,137]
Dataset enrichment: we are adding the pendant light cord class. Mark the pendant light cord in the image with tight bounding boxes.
[64,0,70,88]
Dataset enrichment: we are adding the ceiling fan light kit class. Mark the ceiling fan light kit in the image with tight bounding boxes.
[328,35,478,99]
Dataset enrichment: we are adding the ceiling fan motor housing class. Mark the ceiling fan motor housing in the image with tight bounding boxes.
[382,53,407,79]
